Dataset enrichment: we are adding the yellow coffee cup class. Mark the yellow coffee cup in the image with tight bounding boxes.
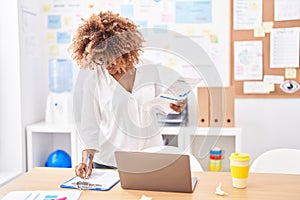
[230,152,250,188]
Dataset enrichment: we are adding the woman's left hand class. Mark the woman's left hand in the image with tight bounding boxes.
[169,99,187,113]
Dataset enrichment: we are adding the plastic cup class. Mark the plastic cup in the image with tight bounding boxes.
[229,152,250,188]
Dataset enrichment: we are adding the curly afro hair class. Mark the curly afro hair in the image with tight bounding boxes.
[69,11,144,71]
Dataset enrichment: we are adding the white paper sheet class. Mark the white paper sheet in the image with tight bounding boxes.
[233,0,262,30]
[270,28,300,68]
[2,190,81,200]
[243,81,269,94]
[263,75,284,84]
[274,0,300,21]
[234,41,263,80]
[61,170,119,191]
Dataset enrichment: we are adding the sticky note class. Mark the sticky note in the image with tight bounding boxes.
[254,26,265,37]
[49,45,59,55]
[48,15,61,29]
[285,68,297,79]
[210,34,218,43]
[57,32,71,44]
[184,25,195,36]
[264,83,275,92]
[262,21,274,33]
[63,17,73,27]
[46,32,56,43]
[42,4,51,13]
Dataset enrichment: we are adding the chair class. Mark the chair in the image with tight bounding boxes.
[250,148,300,174]
[141,145,204,172]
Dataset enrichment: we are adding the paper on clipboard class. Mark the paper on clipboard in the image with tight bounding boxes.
[60,170,119,191]
[144,77,202,114]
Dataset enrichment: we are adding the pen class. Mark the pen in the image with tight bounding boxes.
[84,153,91,179]
[160,95,182,102]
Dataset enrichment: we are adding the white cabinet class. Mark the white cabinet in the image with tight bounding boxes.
[26,122,78,170]
[26,122,241,172]
[161,127,241,171]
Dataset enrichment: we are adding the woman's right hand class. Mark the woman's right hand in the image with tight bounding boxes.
[75,149,95,178]
[75,162,92,179]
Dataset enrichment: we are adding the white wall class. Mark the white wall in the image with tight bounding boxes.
[18,0,48,169]
[235,99,300,164]
[0,0,23,173]
[0,0,46,182]
[19,1,48,127]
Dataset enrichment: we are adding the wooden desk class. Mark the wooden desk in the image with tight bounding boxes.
[0,167,299,200]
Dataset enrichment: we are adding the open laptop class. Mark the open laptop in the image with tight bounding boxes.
[114,151,198,193]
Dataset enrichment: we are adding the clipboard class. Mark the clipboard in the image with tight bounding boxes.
[60,170,120,191]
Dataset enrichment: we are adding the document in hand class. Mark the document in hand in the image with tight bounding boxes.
[144,77,202,114]
[60,169,120,191]
[159,77,202,101]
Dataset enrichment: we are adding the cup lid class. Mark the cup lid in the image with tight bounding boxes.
[230,152,250,161]
[210,147,223,155]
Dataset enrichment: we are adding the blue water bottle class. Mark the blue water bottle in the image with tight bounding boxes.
[49,59,73,93]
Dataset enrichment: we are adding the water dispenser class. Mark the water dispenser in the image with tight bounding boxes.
[46,59,74,125]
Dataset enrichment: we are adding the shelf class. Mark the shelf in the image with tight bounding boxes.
[25,121,242,172]
[27,121,75,133]
[26,122,78,171]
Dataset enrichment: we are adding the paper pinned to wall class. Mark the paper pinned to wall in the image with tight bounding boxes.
[243,81,269,94]
[234,40,263,80]
[270,27,300,68]
[233,0,262,30]
[274,0,300,21]
[263,75,284,84]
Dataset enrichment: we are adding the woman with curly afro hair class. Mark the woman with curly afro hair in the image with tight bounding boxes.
[70,11,186,178]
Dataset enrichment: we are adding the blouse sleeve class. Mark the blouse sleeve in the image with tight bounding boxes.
[77,70,101,152]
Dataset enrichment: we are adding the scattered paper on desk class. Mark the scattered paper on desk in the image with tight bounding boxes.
[270,27,300,68]
[140,194,152,200]
[215,183,228,196]
[1,190,81,200]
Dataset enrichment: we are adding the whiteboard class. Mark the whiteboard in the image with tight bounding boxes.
[43,0,230,86]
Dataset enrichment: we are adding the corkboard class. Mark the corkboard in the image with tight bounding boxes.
[230,0,300,98]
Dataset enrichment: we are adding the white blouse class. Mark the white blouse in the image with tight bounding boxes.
[75,64,169,167]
